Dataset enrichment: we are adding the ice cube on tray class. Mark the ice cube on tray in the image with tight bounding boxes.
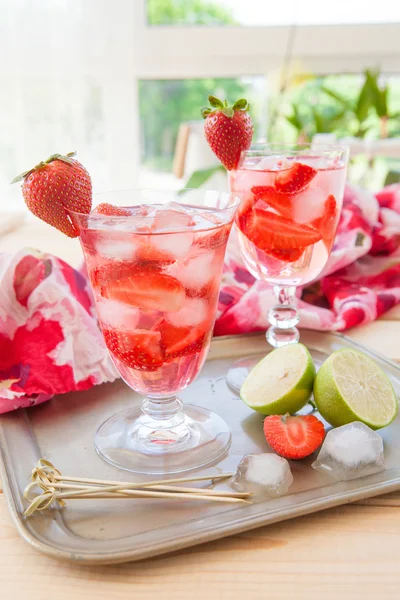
[232,453,293,497]
[311,422,385,482]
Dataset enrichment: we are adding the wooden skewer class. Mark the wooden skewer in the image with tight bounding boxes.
[41,480,250,498]
[36,480,250,499]
[54,489,249,504]
[55,472,235,488]
[52,483,248,502]
[24,460,252,517]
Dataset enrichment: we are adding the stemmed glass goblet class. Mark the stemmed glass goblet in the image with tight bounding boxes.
[227,143,349,393]
[70,189,240,474]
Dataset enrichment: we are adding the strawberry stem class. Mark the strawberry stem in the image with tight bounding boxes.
[200,96,251,120]
[11,151,77,184]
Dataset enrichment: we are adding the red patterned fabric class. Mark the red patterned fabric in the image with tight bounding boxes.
[0,249,117,414]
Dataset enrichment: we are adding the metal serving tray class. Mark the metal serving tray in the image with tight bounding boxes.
[1,331,400,565]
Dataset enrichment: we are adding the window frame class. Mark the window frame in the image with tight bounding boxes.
[133,2,400,78]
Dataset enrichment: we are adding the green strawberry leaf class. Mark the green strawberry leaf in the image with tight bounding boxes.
[232,98,248,110]
[208,95,224,109]
[201,106,212,118]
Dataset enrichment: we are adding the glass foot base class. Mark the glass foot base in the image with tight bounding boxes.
[94,404,231,475]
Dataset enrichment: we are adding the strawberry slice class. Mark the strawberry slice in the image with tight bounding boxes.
[157,320,207,359]
[266,247,305,262]
[242,208,321,255]
[195,226,230,250]
[252,186,294,219]
[102,272,185,312]
[311,194,337,244]
[95,203,131,216]
[275,163,317,193]
[263,414,325,460]
[103,328,164,371]
[135,242,176,265]
[92,261,161,290]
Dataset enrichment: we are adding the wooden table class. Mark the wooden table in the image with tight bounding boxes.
[1,221,400,599]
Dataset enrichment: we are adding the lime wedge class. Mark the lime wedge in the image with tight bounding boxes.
[313,348,398,430]
[240,344,315,415]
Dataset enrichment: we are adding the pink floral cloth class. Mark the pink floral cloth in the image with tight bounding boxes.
[215,183,400,335]
[0,182,399,414]
[0,249,117,413]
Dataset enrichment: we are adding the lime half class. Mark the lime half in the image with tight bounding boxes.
[313,348,398,430]
[240,343,315,415]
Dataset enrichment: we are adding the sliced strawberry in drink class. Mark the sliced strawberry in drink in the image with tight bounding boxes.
[95,203,131,216]
[195,226,230,250]
[103,328,164,371]
[135,240,176,265]
[311,194,337,244]
[265,247,305,262]
[92,260,160,290]
[275,162,317,193]
[102,272,185,312]
[243,208,322,255]
[157,320,207,359]
[252,186,294,219]
[91,261,136,289]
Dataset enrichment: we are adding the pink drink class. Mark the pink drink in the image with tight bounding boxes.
[230,155,347,286]
[78,204,231,397]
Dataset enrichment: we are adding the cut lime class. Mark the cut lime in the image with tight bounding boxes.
[313,348,398,430]
[240,344,315,415]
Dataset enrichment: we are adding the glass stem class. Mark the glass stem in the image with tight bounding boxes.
[139,396,190,446]
[266,285,300,348]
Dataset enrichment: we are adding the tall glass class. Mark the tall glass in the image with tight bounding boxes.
[70,189,240,474]
[227,144,349,392]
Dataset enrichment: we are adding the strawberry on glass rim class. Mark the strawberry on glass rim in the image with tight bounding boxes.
[202,95,253,171]
[77,188,240,474]
[12,151,92,237]
[200,109,349,392]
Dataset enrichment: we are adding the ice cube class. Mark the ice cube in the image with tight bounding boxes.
[150,231,194,259]
[232,453,293,497]
[170,253,216,290]
[95,297,140,330]
[292,186,326,224]
[192,213,222,230]
[166,298,208,327]
[311,422,385,482]
[152,202,195,231]
[258,156,289,171]
[94,234,136,260]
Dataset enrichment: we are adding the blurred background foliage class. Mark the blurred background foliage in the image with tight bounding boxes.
[142,0,400,189]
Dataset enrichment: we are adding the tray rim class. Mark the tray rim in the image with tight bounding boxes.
[1,330,400,565]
